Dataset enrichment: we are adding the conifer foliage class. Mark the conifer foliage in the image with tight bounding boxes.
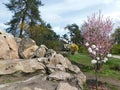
[5,0,43,37]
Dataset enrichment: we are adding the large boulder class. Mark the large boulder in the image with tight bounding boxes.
[0,58,45,75]
[47,54,71,69]
[0,30,19,60]
[46,54,81,74]
[0,75,58,90]
[18,38,38,59]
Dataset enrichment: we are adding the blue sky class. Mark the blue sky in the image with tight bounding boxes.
[0,0,120,36]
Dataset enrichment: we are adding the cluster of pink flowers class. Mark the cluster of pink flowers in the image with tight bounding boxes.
[82,12,114,64]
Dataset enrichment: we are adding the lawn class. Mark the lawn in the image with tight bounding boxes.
[67,53,120,80]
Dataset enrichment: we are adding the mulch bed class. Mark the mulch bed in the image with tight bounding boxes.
[86,79,110,90]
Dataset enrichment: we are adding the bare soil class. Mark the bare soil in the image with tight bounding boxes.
[85,73,120,90]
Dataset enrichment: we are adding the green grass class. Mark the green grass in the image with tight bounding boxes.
[106,83,118,90]
[68,53,92,66]
[83,82,118,90]
[67,53,120,80]
[7,79,13,83]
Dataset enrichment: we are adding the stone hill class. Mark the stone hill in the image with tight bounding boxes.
[0,30,86,90]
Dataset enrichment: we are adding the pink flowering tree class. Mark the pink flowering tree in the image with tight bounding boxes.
[81,11,114,89]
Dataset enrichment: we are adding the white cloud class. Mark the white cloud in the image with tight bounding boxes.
[41,12,63,24]
[116,0,120,8]
[0,23,8,30]
[102,0,113,4]
[0,0,120,35]
[41,0,101,14]
[53,26,68,36]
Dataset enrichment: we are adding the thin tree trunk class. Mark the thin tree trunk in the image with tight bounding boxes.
[94,64,98,90]
[19,0,28,38]
[19,16,25,38]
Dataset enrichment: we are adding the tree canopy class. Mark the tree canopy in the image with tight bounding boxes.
[64,23,83,45]
[113,27,120,44]
[5,0,43,37]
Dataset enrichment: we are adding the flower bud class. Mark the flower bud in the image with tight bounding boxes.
[107,54,112,57]
[92,45,96,48]
[96,57,100,60]
[102,57,108,63]
[104,57,108,61]
[88,47,92,53]
[91,59,97,64]
[96,48,99,51]
[92,51,96,55]
[85,42,89,46]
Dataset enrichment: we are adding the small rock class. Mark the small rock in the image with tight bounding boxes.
[34,45,48,58]
[68,65,81,73]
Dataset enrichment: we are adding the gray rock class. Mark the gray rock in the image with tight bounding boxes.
[56,82,78,90]
[47,54,72,69]
[68,65,81,73]
[48,71,71,81]
[34,45,48,58]
[37,57,49,64]
[0,75,58,90]
[45,49,56,59]
[68,73,86,90]
[22,87,32,90]
[75,73,86,85]
[34,87,44,90]
[46,54,72,73]
[0,59,45,75]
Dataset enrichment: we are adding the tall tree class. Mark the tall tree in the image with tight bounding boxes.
[26,23,62,50]
[65,24,83,44]
[62,34,69,42]
[5,0,43,37]
[113,27,120,44]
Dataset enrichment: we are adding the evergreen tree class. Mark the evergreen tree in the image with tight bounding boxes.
[65,24,83,44]
[113,27,120,44]
[5,0,43,37]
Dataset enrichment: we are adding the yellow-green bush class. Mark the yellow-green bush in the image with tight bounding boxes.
[69,43,79,54]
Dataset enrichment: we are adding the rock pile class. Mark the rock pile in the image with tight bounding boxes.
[0,30,86,90]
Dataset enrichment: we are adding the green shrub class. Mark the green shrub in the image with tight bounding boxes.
[110,44,120,55]
[79,46,89,54]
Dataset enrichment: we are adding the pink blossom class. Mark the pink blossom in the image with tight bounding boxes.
[82,11,114,63]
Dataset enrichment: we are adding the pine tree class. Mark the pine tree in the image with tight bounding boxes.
[5,0,43,37]
[65,24,83,44]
